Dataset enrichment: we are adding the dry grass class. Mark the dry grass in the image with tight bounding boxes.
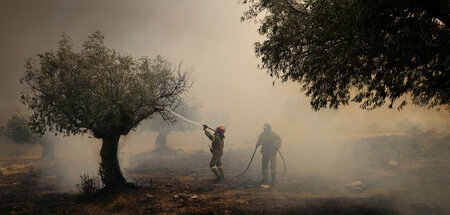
[0,162,34,175]
[107,195,134,211]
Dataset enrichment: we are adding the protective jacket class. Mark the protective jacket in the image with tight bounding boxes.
[257,131,281,155]
[205,130,224,155]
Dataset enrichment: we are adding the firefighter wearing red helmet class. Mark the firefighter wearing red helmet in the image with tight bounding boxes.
[203,125,226,182]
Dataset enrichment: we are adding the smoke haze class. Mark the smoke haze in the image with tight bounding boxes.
[0,0,449,213]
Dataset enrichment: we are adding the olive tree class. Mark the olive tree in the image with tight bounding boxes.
[1,111,54,159]
[242,0,449,111]
[20,32,191,190]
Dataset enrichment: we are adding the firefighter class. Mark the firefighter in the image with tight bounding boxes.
[203,125,226,182]
[256,123,281,186]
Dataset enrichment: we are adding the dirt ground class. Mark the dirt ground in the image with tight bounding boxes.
[0,150,447,215]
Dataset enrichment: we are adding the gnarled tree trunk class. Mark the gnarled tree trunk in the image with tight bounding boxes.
[155,129,170,149]
[39,140,54,160]
[100,134,126,189]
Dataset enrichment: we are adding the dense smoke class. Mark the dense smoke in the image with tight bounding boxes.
[0,0,448,213]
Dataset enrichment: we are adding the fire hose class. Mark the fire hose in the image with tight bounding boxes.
[236,145,260,177]
[235,145,286,181]
[165,109,215,149]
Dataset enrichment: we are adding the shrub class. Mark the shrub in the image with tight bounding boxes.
[76,173,103,197]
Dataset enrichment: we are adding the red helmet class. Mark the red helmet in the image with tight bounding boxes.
[216,126,226,134]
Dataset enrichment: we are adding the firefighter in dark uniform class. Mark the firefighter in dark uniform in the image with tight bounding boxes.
[203,125,226,182]
[256,123,281,186]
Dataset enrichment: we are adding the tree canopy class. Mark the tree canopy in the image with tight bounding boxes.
[242,0,449,111]
[21,32,190,138]
[1,111,36,145]
[0,111,55,159]
[20,32,191,189]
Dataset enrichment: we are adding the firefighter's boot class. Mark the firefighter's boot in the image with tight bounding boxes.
[261,170,269,185]
[270,172,277,187]
[218,166,225,180]
[211,166,221,181]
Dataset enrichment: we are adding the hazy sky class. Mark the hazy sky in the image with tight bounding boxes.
[1,3,449,207]
[0,0,448,150]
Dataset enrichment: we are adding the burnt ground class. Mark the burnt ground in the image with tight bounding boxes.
[0,150,447,215]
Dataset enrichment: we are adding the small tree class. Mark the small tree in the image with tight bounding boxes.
[141,99,200,152]
[20,32,191,190]
[0,111,54,159]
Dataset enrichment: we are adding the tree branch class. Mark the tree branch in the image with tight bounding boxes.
[412,0,449,26]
